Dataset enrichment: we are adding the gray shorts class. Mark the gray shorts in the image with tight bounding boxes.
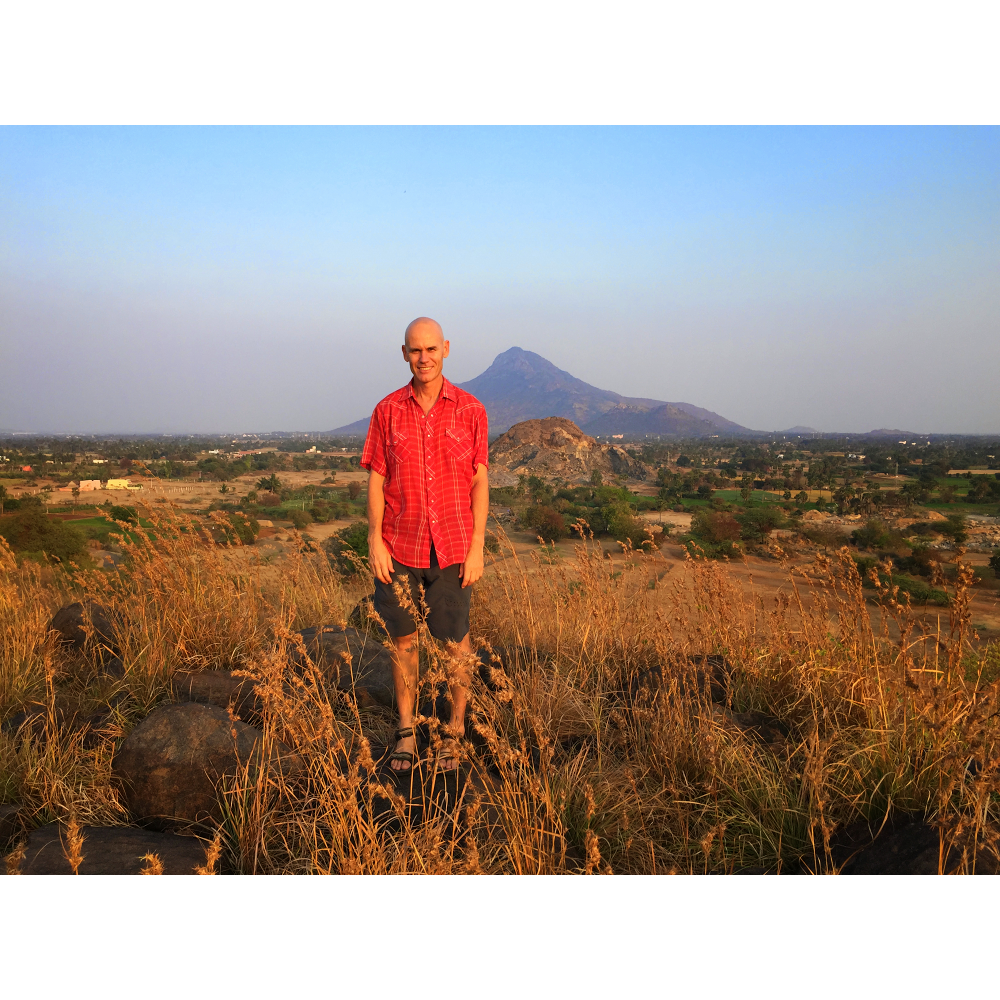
[372,545,471,642]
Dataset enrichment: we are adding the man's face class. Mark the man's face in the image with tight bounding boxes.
[403,323,449,384]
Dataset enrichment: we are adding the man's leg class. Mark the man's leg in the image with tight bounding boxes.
[447,632,473,735]
[390,631,419,771]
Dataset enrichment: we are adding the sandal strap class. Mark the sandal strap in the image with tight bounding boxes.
[396,727,414,738]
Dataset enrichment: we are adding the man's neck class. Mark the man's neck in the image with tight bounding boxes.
[410,374,444,415]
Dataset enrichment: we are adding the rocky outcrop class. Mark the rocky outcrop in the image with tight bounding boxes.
[291,626,395,708]
[48,601,119,658]
[112,703,295,829]
[13,822,210,875]
[488,417,647,482]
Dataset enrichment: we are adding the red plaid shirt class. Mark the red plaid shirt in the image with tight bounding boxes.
[361,378,489,569]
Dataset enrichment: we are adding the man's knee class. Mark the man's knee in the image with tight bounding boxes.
[392,631,418,654]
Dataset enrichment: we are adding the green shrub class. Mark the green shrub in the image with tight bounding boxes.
[522,504,566,542]
[325,520,369,575]
[854,556,949,605]
[221,511,259,546]
[0,507,89,564]
[286,509,313,529]
[106,504,139,525]
[691,509,741,544]
[308,501,332,523]
[735,506,784,543]
[852,519,892,550]
[897,546,934,577]
[990,550,1000,574]
[602,500,655,550]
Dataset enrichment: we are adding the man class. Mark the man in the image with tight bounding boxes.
[361,317,489,773]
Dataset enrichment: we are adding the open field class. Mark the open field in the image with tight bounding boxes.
[2,500,1000,874]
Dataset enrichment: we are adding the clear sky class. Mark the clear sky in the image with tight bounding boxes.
[1,126,997,434]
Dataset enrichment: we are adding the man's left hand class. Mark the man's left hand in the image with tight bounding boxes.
[460,543,485,589]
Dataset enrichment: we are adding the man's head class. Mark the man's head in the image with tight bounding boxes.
[403,317,449,385]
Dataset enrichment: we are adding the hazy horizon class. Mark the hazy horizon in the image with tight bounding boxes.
[3,127,998,435]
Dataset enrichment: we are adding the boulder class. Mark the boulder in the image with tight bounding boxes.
[112,702,294,829]
[13,822,210,875]
[829,817,999,875]
[2,706,114,748]
[710,706,788,748]
[48,601,119,656]
[0,804,23,850]
[292,626,396,707]
[171,669,261,717]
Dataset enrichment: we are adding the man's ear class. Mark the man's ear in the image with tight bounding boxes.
[443,340,450,359]
[401,344,410,363]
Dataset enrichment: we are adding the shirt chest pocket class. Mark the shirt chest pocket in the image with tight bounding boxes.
[388,431,412,466]
[445,426,472,462]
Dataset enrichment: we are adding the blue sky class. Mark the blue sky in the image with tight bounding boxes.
[1,126,997,433]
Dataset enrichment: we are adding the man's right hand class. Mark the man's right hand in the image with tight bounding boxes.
[369,534,395,584]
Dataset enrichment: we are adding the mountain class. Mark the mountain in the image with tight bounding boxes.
[330,346,752,437]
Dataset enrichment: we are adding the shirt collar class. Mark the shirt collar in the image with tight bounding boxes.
[407,376,454,403]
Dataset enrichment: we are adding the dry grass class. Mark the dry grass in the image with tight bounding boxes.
[2,503,999,874]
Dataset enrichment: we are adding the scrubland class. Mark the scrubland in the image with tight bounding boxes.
[2,503,999,874]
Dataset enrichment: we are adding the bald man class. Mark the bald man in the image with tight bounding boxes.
[360,318,489,773]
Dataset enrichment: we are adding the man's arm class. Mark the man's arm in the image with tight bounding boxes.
[367,470,395,584]
[460,463,489,588]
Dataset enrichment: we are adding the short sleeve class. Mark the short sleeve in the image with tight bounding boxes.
[360,405,389,477]
[471,404,489,470]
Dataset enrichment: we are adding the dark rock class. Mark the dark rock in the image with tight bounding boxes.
[112,702,296,829]
[346,597,381,630]
[48,601,119,657]
[633,655,732,705]
[2,706,112,748]
[0,804,23,850]
[711,706,788,747]
[14,822,209,875]
[1,707,48,738]
[292,626,395,707]
[102,656,126,679]
[171,669,261,717]
[826,815,999,875]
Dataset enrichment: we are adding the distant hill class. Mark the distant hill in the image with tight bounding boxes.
[331,346,752,437]
[488,417,646,483]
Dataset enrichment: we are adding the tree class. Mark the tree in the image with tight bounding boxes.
[0,484,7,516]
[71,485,80,508]
[348,480,362,500]
[795,490,809,505]
[591,469,603,487]
[0,505,89,563]
[676,455,692,467]
[257,474,282,493]
[989,550,1000,575]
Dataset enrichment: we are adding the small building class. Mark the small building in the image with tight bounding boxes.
[21,465,32,472]
[106,479,131,490]
[79,480,102,491]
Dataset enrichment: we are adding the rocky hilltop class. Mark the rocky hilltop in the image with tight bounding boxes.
[488,417,647,483]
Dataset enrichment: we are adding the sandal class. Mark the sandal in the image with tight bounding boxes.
[388,727,418,772]
[430,730,463,772]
